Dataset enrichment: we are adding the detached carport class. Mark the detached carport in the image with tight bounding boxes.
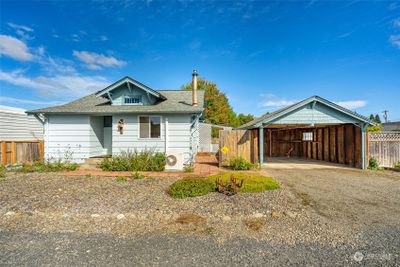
[237,96,374,169]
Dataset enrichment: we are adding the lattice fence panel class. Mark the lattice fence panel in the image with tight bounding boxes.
[368,132,400,167]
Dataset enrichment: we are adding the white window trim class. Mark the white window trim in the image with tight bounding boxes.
[302,132,313,141]
[123,94,143,105]
[138,115,163,140]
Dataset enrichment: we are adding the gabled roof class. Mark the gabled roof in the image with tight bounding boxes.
[27,89,204,115]
[95,76,166,100]
[239,95,374,129]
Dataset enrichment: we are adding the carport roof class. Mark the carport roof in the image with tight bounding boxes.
[238,95,375,129]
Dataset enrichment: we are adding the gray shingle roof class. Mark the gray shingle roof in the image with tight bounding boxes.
[26,90,204,114]
[382,121,400,131]
[238,95,373,129]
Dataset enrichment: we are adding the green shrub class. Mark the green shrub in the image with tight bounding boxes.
[183,165,195,173]
[98,149,166,172]
[116,176,128,182]
[0,165,6,179]
[229,157,255,170]
[132,171,145,179]
[367,125,382,132]
[14,161,79,173]
[394,161,400,170]
[209,173,280,193]
[168,178,215,199]
[368,157,382,170]
[85,173,92,178]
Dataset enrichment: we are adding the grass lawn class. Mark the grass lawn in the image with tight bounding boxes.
[209,172,280,193]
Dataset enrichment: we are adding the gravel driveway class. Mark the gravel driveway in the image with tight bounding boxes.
[262,158,400,227]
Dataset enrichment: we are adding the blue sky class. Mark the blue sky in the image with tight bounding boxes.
[1,0,399,120]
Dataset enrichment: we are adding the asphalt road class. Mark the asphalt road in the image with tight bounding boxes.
[1,229,399,266]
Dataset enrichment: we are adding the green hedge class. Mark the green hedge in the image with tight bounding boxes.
[168,178,215,198]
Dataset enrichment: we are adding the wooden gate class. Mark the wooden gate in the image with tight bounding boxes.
[368,132,400,168]
[1,140,44,165]
[218,130,258,166]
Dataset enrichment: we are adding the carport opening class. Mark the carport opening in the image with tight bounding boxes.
[262,123,363,168]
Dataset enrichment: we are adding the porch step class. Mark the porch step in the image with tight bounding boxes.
[80,156,110,170]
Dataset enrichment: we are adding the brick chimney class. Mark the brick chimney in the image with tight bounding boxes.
[192,70,198,106]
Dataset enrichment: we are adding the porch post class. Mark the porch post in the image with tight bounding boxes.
[259,126,264,166]
[361,124,367,169]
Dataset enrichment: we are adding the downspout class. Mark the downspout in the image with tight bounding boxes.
[259,126,264,167]
[165,117,169,153]
[361,123,368,169]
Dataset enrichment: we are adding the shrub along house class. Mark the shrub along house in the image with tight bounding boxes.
[27,71,204,168]
[237,96,375,169]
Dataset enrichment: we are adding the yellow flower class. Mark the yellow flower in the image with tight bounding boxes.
[221,145,229,154]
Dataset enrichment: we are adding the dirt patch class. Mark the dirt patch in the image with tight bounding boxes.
[244,218,266,231]
[176,214,207,224]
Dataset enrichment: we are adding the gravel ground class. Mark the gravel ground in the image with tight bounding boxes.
[1,164,399,266]
[1,228,399,266]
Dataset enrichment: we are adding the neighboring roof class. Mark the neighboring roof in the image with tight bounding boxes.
[27,90,204,114]
[0,105,26,114]
[95,76,166,100]
[382,121,400,131]
[238,95,374,129]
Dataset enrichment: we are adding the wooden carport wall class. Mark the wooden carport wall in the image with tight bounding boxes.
[248,97,371,169]
[259,124,366,168]
[257,125,368,169]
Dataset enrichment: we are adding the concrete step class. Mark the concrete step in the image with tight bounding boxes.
[80,156,110,170]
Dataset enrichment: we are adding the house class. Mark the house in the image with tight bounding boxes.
[27,71,204,165]
[382,121,400,132]
[238,96,374,169]
[0,105,43,141]
[0,105,44,165]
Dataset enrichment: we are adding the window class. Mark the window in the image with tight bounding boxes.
[124,95,141,104]
[104,116,112,127]
[303,132,313,141]
[139,116,161,138]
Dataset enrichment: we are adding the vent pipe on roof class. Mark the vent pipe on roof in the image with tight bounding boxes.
[192,70,198,106]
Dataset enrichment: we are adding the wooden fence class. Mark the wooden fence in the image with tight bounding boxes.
[0,140,44,165]
[368,132,400,168]
[219,129,258,166]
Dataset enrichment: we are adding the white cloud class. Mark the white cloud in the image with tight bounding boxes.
[260,94,297,108]
[8,22,34,40]
[0,35,34,61]
[389,35,400,49]
[335,100,367,109]
[394,18,400,28]
[73,50,126,70]
[0,69,109,97]
[100,35,108,41]
[7,23,33,32]
[0,96,62,106]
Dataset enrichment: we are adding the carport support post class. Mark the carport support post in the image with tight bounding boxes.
[361,124,367,169]
[259,126,264,167]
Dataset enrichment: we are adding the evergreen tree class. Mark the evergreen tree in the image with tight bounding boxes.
[374,114,381,124]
